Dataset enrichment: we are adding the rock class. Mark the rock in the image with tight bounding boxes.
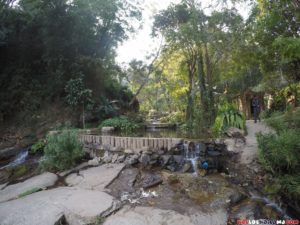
[139,154,151,166]
[224,139,241,153]
[88,157,100,166]
[149,159,158,165]
[103,151,113,163]
[151,153,159,160]
[59,162,89,177]
[111,154,119,163]
[124,156,138,166]
[0,172,58,203]
[157,150,165,155]
[0,146,22,161]
[230,200,258,219]
[117,155,126,163]
[141,147,152,155]
[229,191,247,205]
[0,183,8,190]
[207,151,221,157]
[124,149,134,154]
[66,163,125,191]
[104,206,196,225]
[142,174,163,189]
[172,147,182,155]
[167,165,176,172]
[0,169,11,184]
[225,127,245,137]
[182,162,192,173]
[0,187,114,225]
[199,169,207,177]
[214,139,224,145]
[173,155,184,164]
[101,127,115,133]
[161,155,171,166]
[100,200,122,218]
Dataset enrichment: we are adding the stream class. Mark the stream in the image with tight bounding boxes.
[0,132,299,222]
[0,147,29,170]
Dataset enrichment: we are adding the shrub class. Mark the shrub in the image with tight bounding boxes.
[40,130,84,171]
[212,102,245,135]
[99,116,139,133]
[30,139,46,154]
[257,130,300,174]
[257,108,300,199]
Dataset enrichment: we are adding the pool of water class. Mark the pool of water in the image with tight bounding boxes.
[99,128,212,140]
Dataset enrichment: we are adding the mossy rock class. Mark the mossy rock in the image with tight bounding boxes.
[264,183,281,195]
[7,165,28,179]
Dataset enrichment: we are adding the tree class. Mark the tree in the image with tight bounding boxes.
[152,0,244,128]
[252,0,300,105]
[65,75,92,129]
[0,0,142,121]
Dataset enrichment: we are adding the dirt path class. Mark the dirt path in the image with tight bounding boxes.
[240,120,272,165]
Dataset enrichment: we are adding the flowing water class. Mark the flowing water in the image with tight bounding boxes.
[183,142,204,175]
[0,148,29,170]
[250,191,291,219]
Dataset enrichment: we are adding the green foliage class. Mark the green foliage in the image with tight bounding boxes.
[99,116,139,133]
[40,130,84,171]
[30,139,46,154]
[257,131,300,173]
[8,165,28,178]
[265,108,300,133]
[160,111,185,124]
[0,0,141,120]
[257,109,300,199]
[65,75,92,107]
[94,215,106,225]
[279,175,300,199]
[212,102,245,135]
[18,187,42,198]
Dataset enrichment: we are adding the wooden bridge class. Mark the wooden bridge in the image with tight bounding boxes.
[80,135,183,151]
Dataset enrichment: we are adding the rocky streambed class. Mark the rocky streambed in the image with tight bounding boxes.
[0,136,296,225]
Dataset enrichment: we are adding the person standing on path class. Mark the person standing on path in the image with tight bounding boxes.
[252,95,261,123]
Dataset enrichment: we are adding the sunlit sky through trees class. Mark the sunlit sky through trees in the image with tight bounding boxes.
[116,0,252,65]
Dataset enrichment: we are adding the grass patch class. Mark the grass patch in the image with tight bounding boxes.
[18,187,42,198]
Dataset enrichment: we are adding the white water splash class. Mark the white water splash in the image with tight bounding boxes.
[121,189,159,204]
[0,149,29,170]
[250,192,291,219]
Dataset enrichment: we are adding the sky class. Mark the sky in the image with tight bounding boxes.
[116,0,251,65]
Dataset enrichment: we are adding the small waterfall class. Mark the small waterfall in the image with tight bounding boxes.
[0,148,29,169]
[250,192,291,219]
[183,142,199,176]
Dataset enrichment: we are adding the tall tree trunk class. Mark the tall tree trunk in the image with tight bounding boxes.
[186,57,196,127]
[82,103,85,129]
[197,48,211,127]
[204,44,216,125]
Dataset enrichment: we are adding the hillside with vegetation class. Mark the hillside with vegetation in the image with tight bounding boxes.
[0,0,299,223]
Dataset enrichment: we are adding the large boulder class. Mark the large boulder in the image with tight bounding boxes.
[225,127,245,139]
[104,206,195,225]
[66,163,125,191]
[0,172,58,203]
[0,187,114,225]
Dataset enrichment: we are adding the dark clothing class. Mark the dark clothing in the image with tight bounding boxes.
[252,97,261,123]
